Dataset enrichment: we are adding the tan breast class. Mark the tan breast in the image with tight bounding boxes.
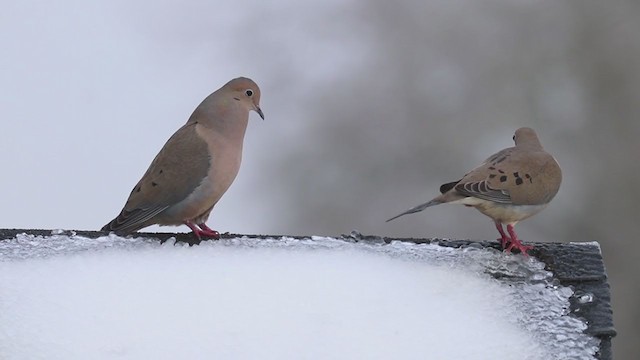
[163,124,243,222]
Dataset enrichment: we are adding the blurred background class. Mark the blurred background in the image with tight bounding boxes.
[1,0,637,357]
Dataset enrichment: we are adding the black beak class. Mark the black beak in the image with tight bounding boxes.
[256,106,265,120]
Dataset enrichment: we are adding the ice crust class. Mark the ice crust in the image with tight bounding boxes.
[0,233,599,359]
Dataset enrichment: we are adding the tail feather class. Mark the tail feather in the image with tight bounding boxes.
[101,216,141,235]
[386,199,443,222]
[101,219,134,235]
[101,205,168,235]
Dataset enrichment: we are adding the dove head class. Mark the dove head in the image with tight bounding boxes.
[186,77,264,132]
[513,127,543,150]
[225,77,264,120]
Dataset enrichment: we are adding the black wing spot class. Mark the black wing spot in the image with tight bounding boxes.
[513,172,519,177]
[488,166,496,170]
[159,169,163,174]
[500,175,508,182]
[496,156,507,163]
[498,169,505,174]
[515,178,523,185]
[152,182,158,187]
[525,173,532,183]
[440,181,459,194]
[135,186,141,193]
[489,174,496,179]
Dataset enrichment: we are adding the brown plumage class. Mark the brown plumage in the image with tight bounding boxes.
[102,77,264,240]
[387,127,562,254]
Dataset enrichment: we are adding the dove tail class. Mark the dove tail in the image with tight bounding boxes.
[386,199,443,222]
[101,215,141,235]
[101,205,168,235]
[101,219,133,235]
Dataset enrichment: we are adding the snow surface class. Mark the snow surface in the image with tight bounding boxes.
[0,233,599,360]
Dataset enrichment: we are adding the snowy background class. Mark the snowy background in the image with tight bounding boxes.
[0,0,637,357]
[0,234,598,359]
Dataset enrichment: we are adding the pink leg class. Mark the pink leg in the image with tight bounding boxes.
[494,221,511,248]
[184,221,203,241]
[505,224,533,255]
[183,221,220,241]
[197,223,220,239]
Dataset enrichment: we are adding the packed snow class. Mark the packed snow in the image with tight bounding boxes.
[0,233,599,359]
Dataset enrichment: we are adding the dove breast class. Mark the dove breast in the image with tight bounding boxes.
[158,123,243,224]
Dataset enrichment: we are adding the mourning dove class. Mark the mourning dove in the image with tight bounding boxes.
[387,127,562,254]
[102,77,264,240]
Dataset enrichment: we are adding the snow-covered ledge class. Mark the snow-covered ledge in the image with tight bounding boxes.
[0,229,615,360]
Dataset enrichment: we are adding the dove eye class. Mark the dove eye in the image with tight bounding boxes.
[512,135,516,141]
[245,89,254,97]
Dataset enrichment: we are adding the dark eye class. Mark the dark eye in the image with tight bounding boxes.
[245,89,253,97]
[512,135,516,141]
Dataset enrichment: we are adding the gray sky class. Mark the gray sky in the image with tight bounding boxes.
[0,1,574,238]
[0,0,336,232]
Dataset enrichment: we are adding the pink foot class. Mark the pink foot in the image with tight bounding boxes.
[197,223,220,239]
[494,221,511,248]
[184,221,220,241]
[505,224,533,255]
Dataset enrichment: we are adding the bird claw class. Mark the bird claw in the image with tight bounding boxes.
[184,221,220,242]
[497,236,511,248]
[504,240,533,255]
[502,224,533,255]
[197,223,220,239]
[195,229,220,239]
[498,236,531,255]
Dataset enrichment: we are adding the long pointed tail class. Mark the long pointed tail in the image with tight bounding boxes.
[386,199,443,222]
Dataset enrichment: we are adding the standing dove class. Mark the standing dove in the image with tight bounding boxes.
[386,127,561,254]
[102,77,264,240]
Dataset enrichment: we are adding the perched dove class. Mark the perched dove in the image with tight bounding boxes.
[102,77,264,240]
[386,127,561,254]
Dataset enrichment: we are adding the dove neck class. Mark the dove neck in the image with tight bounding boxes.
[186,99,249,142]
[518,143,544,151]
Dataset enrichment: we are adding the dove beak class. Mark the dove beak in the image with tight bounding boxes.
[255,106,265,120]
